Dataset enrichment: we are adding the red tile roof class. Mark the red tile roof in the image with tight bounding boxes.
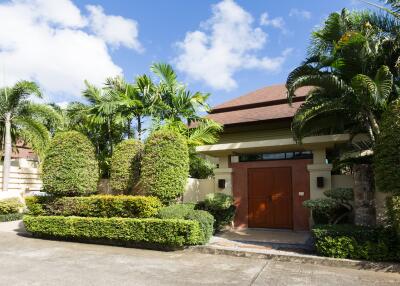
[207,84,310,126]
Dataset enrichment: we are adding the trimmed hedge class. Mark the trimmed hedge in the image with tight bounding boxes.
[0,213,23,222]
[42,131,99,196]
[158,203,214,244]
[110,139,143,194]
[196,193,236,232]
[0,198,23,214]
[312,224,399,261]
[25,195,162,218]
[140,130,189,204]
[23,215,203,247]
[374,100,400,195]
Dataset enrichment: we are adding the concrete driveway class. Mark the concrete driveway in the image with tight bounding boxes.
[0,221,399,286]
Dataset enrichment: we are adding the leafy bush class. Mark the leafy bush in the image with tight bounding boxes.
[0,213,24,222]
[23,215,203,248]
[26,195,162,218]
[110,139,143,194]
[186,210,214,244]
[303,188,353,224]
[387,196,400,237]
[157,203,195,219]
[312,224,399,261]
[189,154,215,179]
[42,131,99,196]
[374,100,400,195]
[0,198,23,214]
[196,193,236,232]
[158,203,213,244]
[140,130,189,204]
[25,196,49,216]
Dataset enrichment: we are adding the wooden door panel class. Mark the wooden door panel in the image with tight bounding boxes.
[248,167,292,228]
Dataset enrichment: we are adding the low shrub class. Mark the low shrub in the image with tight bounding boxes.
[387,196,400,234]
[0,198,23,215]
[189,154,215,179]
[303,188,353,224]
[23,215,203,248]
[312,224,399,261]
[158,203,214,244]
[196,193,236,232]
[25,195,162,218]
[157,203,195,219]
[0,213,24,222]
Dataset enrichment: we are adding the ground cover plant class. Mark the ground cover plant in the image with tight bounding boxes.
[0,198,23,222]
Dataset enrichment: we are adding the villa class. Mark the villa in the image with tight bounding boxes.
[196,84,354,231]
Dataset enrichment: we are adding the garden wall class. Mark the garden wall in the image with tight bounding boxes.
[0,159,41,193]
[182,178,215,203]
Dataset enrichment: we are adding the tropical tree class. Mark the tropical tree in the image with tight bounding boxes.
[151,63,211,125]
[0,81,60,191]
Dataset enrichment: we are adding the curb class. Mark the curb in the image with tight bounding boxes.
[188,245,400,273]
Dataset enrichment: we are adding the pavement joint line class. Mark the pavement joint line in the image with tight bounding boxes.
[249,259,271,286]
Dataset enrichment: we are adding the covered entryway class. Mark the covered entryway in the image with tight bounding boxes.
[248,167,293,228]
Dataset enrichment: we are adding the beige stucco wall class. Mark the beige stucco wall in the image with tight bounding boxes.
[183,178,215,203]
[0,159,41,193]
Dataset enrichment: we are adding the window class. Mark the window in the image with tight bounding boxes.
[239,151,312,162]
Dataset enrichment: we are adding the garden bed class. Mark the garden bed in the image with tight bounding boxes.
[0,213,23,222]
[23,215,205,249]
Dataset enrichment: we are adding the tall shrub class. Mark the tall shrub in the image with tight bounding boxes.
[42,131,99,196]
[374,100,400,195]
[140,130,189,204]
[110,139,143,194]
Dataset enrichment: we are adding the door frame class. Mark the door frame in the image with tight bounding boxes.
[247,167,293,229]
[231,158,311,230]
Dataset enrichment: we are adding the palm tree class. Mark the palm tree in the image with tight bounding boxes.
[105,75,156,140]
[0,81,60,191]
[151,63,210,125]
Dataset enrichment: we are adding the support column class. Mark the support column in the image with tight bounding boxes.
[214,156,233,196]
[307,149,332,200]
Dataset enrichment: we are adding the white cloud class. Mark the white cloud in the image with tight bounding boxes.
[259,12,286,31]
[289,9,312,20]
[0,0,142,101]
[86,5,143,51]
[174,0,291,91]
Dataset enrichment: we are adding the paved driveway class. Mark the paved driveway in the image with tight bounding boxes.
[0,221,399,286]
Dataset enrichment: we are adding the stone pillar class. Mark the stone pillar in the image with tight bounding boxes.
[353,164,376,226]
[214,156,233,196]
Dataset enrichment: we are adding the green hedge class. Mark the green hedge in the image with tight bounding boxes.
[312,224,399,261]
[110,139,143,194]
[374,100,400,195]
[140,130,189,204]
[158,203,214,244]
[42,131,99,196]
[0,213,23,222]
[0,198,23,214]
[23,215,203,248]
[25,195,162,218]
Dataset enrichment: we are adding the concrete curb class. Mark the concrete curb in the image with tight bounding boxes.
[188,245,400,273]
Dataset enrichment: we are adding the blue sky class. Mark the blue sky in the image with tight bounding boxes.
[0,0,375,106]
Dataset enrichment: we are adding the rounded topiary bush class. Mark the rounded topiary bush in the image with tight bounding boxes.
[140,129,189,204]
[374,100,400,195]
[42,131,99,196]
[110,139,143,194]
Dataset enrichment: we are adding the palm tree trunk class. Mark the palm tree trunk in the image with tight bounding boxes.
[2,112,12,192]
[137,116,142,141]
[353,163,376,226]
[127,118,133,139]
[367,110,380,137]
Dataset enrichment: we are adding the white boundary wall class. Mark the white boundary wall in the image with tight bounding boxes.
[182,178,215,203]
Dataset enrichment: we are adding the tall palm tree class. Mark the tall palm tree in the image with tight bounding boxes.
[151,63,210,125]
[0,81,60,191]
[286,9,398,143]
